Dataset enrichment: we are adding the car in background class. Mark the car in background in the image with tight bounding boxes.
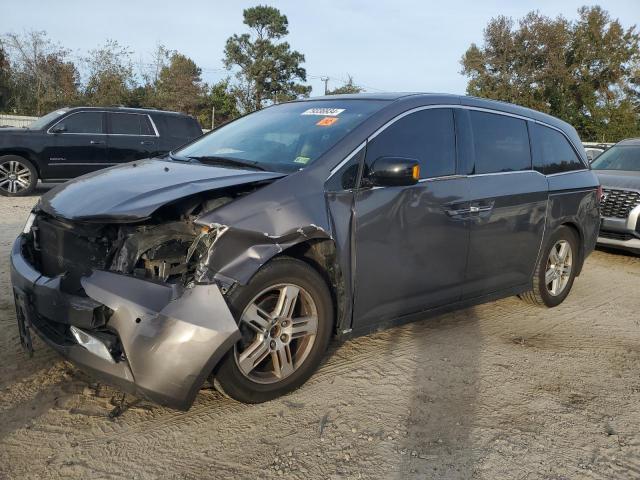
[583,142,614,163]
[591,138,640,254]
[0,107,202,196]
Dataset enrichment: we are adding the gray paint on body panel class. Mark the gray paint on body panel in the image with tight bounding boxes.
[10,93,602,409]
[81,271,240,409]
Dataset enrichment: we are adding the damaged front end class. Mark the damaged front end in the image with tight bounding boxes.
[11,189,261,410]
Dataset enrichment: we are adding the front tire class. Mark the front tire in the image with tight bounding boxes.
[520,226,579,307]
[215,257,334,403]
[0,155,38,196]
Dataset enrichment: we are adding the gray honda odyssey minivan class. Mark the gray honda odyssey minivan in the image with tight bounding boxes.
[12,93,600,409]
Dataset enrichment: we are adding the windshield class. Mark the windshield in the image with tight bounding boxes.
[175,100,388,172]
[28,109,69,130]
[591,145,640,172]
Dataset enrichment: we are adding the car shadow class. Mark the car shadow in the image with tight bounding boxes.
[390,307,481,478]
[595,245,640,258]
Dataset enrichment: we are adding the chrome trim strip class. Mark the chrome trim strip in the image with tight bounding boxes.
[546,169,589,177]
[368,104,461,142]
[328,141,366,177]
[48,111,159,137]
[326,104,588,181]
[418,174,465,183]
[532,120,589,169]
[627,204,640,230]
[148,115,160,137]
[48,162,118,166]
[470,170,548,180]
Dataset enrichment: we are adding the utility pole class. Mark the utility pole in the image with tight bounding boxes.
[211,106,215,130]
[321,76,329,95]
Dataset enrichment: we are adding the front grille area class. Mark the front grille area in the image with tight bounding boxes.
[599,230,635,241]
[601,188,640,219]
[34,215,113,293]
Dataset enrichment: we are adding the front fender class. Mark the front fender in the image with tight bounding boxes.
[195,224,332,286]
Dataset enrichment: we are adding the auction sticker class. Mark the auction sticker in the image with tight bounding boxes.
[316,117,339,126]
[301,108,345,116]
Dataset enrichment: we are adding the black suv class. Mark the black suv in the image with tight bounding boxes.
[0,106,202,196]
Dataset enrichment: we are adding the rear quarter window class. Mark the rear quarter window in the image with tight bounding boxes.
[161,115,202,139]
[531,123,585,174]
[469,111,531,174]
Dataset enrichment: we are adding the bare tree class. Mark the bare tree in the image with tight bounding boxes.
[3,30,80,115]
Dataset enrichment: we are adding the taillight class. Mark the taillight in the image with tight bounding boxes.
[596,185,603,206]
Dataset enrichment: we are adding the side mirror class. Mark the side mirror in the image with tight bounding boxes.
[368,156,420,187]
[51,124,67,133]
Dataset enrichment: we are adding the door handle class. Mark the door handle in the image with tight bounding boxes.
[140,140,154,145]
[89,140,105,145]
[445,207,472,217]
[469,201,494,215]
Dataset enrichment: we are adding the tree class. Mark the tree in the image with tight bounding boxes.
[155,52,206,115]
[199,78,240,128]
[461,6,640,141]
[0,44,10,111]
[326,75,364,95]
[3,31,80,115]
[223,5,311,112]
[84,39,136,106]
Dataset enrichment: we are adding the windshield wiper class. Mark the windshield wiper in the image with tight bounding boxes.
[186,155,266,171]
[168,151,190,162]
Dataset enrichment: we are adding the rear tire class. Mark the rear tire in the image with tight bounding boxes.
[0,155,38,197]
[215,257,334,403]
[520,226,579,308]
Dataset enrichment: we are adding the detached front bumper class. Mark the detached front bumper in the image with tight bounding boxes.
[597,207,640,253]
[10,236,240,410]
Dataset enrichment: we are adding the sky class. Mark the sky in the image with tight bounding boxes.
[1,0,638,96]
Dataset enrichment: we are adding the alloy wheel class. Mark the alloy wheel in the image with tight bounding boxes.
[234,283,318,384]
[0,160,32,194]
[545,240,573,296]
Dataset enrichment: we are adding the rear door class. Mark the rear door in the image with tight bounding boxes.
[106,112,158,163]
[352,107,471,328]
[460,109,548,299]
[44,111,108,179]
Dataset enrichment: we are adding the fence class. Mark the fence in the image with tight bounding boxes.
[0,114,38,128]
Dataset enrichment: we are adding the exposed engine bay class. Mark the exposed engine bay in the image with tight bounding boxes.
[25,188,255,296]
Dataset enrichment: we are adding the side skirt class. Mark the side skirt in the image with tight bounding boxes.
[340,283,531,340]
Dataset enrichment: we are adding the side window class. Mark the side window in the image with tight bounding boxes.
[326,148,364,191]
[469,111,531,174]
[532,123,584,174]
[163,116,202,139]
[365,109,456,179]
[109,113,154,135]
[58,112,104,134]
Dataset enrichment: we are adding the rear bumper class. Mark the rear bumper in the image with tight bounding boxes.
[10,236,240,410]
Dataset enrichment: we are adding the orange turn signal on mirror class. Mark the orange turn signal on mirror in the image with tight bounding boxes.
[412,165,420,180]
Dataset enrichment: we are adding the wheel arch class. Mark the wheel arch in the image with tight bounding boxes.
[558,221,585,276]
[0,150,41,177]
[275,238,343,334]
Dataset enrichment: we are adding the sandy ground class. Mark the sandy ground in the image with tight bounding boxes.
[1,189,640,480]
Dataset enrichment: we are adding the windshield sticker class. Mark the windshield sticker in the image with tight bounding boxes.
[302,108,345,116]
[294,156,311,164]
[316,117,339,127]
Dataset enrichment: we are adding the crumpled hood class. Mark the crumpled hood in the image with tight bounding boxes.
[595,170,640,191]
[40,158,285,222]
